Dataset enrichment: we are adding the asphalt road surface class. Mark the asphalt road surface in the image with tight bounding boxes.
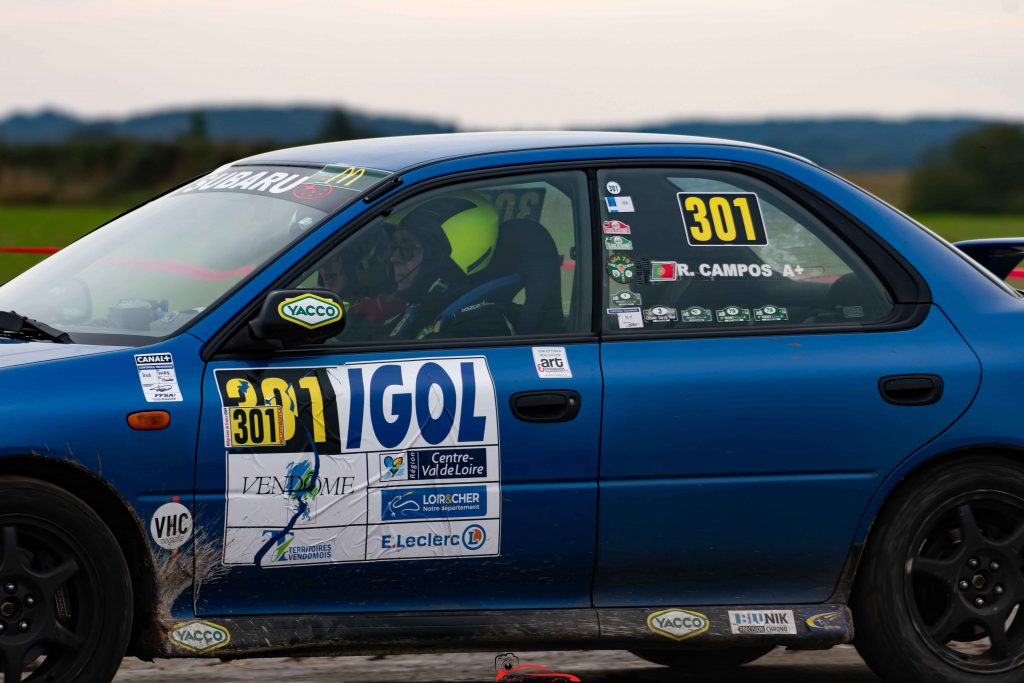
[113,646,882,681]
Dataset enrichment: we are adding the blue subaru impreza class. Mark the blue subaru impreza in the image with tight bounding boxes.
[0,132,1022,682]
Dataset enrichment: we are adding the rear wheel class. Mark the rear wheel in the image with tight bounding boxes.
[630,645,773,669]
[853,456,1024,682]
[0,477,132,682]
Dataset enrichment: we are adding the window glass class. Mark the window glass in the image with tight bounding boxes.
[598,168,894,332]
[289,171,590,343]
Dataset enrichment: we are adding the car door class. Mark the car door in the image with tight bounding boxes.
[193,169,602,614]
[591,166,981,606]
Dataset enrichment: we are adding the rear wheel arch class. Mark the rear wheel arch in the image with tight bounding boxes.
[0,455,161,657]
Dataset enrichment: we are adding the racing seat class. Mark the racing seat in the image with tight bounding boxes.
[484,218,565,334]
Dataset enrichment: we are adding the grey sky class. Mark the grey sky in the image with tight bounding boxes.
[2,0,1022,128]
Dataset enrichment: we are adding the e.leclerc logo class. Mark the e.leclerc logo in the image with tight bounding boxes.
[647,608,709,641]
[277,293,342,329]
[168,620,230,654]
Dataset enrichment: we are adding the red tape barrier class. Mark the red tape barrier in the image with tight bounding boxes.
[0,246,60,254]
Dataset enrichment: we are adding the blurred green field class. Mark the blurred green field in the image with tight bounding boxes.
[2,205,1024,284]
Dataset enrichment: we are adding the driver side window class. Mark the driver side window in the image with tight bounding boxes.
[290,171,591,344]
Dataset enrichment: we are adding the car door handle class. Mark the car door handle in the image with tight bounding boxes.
[510,390,581,423]
[879,374,944,406]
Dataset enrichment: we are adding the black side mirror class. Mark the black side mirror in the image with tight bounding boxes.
[249,289,346,347]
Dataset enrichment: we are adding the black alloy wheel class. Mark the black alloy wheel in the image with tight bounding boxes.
[853,457,1024,682]
[0,477,132,682]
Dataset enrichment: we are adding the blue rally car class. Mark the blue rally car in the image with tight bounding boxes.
[1,132,1023,682]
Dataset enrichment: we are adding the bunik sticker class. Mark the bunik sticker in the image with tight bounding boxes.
[605,196,635,213]
[149,502,193,550]
[603,220,631,235]
[729,610,796,635]
[607,254,636,284]
[716,306,751,323]
[532,347,572,378]
[754,305,788,322]
[134,353,183,403]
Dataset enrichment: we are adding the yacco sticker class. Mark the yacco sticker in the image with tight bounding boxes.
[728,610,796,635]
[149,502,192,550]
[168,620,230,654]
[277,293,343,329]
[678,192,768,247]
[607,254,635,284]
[647,609,709,641]
[134,353,183,403]
[754,305,788,322]
[605,196,635,213]
[603,220,631,235]
[805,611,846,633]
[532,346,572,379]
[716,306,751,323]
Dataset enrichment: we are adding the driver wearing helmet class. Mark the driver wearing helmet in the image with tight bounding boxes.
[382,192,515,339]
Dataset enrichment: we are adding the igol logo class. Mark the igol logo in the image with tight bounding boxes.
[462,524,486,550]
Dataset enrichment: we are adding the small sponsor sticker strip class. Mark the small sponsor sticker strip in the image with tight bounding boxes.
[532,347,572,378]
[728,609,797,635]
[605,196,635,213]
[607,307,643,329]
[647,608,710,641]
[753,305,788,322]
[218,357,502,567]
[169,620,230,654]
[604,235,634,251]
[610,290,642,307]
[644,306,678,323]
[149,502,193,550]
[603,220,631,235]
[134,353,183,402]
[716,306,751,323]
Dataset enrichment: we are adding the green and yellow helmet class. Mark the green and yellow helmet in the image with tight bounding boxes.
[393,191,500,277]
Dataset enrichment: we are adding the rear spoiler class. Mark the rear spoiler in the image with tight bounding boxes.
[953,238,1024,280]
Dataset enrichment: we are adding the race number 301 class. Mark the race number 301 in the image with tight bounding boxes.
[678,192,768,247]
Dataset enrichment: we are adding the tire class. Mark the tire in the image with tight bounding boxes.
[852,456,1024,682]
[0,476,133,682]
[630,645,774,669]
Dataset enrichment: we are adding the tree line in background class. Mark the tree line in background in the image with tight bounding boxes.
[906,124,1024,213]
[0,109,1021,212]
[0,109,365,204]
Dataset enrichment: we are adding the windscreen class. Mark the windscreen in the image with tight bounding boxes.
[0,163,390,345]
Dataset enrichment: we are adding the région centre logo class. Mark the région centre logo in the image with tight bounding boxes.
[277,293,342,329]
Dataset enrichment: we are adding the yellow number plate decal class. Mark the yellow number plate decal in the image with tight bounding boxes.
[677,192,768,247]
[224,405,285,447]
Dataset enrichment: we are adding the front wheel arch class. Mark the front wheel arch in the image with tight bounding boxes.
[0,456,161,657]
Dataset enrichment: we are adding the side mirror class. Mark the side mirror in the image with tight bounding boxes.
[249,289,346,347]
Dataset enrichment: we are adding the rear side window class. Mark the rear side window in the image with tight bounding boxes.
[598,168,894,332]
